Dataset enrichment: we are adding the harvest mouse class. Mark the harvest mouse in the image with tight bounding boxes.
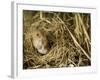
[31,29,49,54]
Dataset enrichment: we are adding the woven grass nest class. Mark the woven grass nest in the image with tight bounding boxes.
[23,10,91,69]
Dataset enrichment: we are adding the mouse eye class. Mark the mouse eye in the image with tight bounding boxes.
[37,33,39,36]
[36,33,41,38]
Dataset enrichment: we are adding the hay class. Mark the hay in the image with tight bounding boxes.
[23,10,91,69]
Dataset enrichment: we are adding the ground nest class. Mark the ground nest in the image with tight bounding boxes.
[23,10,91,69]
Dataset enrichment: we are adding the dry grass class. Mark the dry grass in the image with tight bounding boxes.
[23,10,91,69]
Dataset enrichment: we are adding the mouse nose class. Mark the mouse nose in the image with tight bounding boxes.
[38,46,48,54]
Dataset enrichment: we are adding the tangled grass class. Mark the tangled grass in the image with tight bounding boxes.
[23,10,91,69]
